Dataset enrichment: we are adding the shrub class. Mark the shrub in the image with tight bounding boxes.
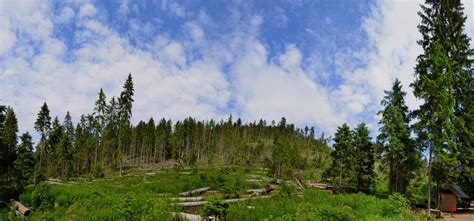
[93,164,105,178]
[116,195,141,220]
[31,182,54,210]
[203,198,229,219]
[387,193,409,215]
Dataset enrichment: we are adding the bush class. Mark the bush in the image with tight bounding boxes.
[387,193,409,215]
[203,198,229,219]
[93,164,105,178]
[116,195,141,220]
[31,182,54,210]
[277,182,295,197]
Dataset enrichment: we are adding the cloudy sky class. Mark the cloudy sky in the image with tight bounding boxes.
[1,0,473,139]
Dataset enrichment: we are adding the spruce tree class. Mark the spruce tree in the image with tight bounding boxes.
[34,102,52,172]
[14,132,36,185]
[328,123,354,187]
[353,123,374,193]
[0,105,6,178]
[412,0,471,214]
[378,79,420,194]
[63,111,75,141]
[118,74,134,174]
[2,107,18,180]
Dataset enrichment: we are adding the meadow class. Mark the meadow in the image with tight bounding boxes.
[0,167,425,221]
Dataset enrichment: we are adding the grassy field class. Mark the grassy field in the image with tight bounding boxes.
[0,167,425,221]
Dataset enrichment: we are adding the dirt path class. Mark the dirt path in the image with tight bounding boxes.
[443,213,474,221]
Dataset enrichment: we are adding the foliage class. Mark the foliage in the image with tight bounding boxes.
[353,123,375,193]
[203,197,229,218]
[227,189,424,221]
[387,193,409,215]
[377,79,420,195]
[31,182,54,210]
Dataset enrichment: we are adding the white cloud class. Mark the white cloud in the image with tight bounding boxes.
[1,0,473,141]
[333,0,424,128]
[78,3,97,18]
[56,7,75,23]
[185,22,204,41]
[168,2,186,18]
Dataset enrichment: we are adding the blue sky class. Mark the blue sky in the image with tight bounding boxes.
[1,0,473,140]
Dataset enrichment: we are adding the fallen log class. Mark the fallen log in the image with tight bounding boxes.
[179,187,210,197]
[224,195,270,203]
[175,200,208,207]
[265,184,276,193]
[295,179,305,190]
[14,201,30,217]
[174,195,272,207]
[246,188,266,194]
[170,196,204,202]
[171,212,204,221]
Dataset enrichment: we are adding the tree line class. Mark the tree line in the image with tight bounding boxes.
[1,74,333,188]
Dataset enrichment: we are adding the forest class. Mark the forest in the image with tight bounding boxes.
[0,0,473,220]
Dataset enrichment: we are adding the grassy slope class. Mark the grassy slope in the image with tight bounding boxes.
[1,168,424,221]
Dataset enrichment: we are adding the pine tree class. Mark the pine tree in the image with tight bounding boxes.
[48,117,64,177]
[14,132,36,185]
[34,102,51,172]
[377,79,420,194]
[412,0,469,214]
[118,74,134,175]
[0,105,6,179]
[328,123,354,187]
[63,111,75,141]
[353,123,374,193]
[2,107,18,180]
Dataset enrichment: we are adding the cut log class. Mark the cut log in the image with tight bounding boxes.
[246,188,266,194]
[224,195,270,203]
[179,187,210,197]
[171,212,204,221]
[175,200,208,207]
[174,195,272,207]
[265,184,276,193]
[306,182,328,190]
[170,196,204,202]
[14,201,30,216]
[295,179,305,190]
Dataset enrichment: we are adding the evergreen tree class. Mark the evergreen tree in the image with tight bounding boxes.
[14,132,36,185]
[353,123,374,193]
[0,105,6,179]
[118,74,134,175]
[48,117,64,177]
[34,102,52,172]
[377,79,420,194]
[63,111,75,141]
[412,0,471,213]
[2,107,18,180]
[328,123,354,187]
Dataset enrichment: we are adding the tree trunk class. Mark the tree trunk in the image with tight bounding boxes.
[427,142,432,221]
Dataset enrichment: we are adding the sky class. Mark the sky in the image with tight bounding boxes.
[1,0,473,141]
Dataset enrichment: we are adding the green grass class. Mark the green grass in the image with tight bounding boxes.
[1,167,425,221]
[226,189,425,221]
